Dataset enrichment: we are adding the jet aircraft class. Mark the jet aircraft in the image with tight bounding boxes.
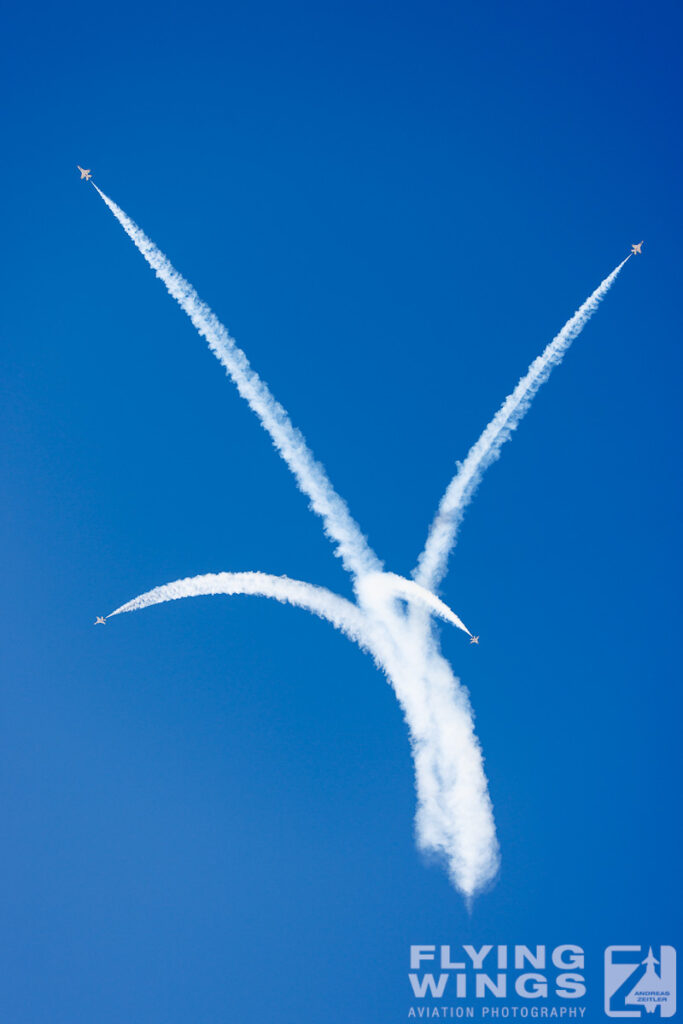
[469,635,480,645]
[77,166,92,180]
[631,241,643,254]
[94,616,106,625]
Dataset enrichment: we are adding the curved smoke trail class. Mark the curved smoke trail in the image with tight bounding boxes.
[108,571,373,648]
[356,572,472,635]
[414,257,630,591]
[108,570,471,643]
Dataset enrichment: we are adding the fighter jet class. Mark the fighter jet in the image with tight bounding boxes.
[469,635,480,645]
[77,166,92,181]
[94,616,106,625]
[631,241,643,254]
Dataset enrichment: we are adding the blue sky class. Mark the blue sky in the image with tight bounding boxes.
[1,0,682,1020]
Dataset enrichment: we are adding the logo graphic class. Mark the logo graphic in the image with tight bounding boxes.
[605,946,676,1017]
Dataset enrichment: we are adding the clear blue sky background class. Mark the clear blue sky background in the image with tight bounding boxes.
[1,0,681,1020]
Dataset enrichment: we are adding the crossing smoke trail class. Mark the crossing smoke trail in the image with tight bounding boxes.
[93,184,498,899]
[107,568,494,896]
[415,257,630,592]
[357,572,472,635]
[92,185,380,581]
[92,184,629,900]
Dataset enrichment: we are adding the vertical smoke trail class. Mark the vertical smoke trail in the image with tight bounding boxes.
[415,257,630,591]
[386,643,500,897]
[92,185,381,581]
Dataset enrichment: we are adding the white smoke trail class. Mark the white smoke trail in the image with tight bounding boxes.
[356,572,472,635]
[92,185,380,581]
[108,570,471,643]
[108,570,373,648]
[92,183,500,898]
[93,189,633,901]
[415,257,630,591]
[384,643,499,897]
[107,567,497,896]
